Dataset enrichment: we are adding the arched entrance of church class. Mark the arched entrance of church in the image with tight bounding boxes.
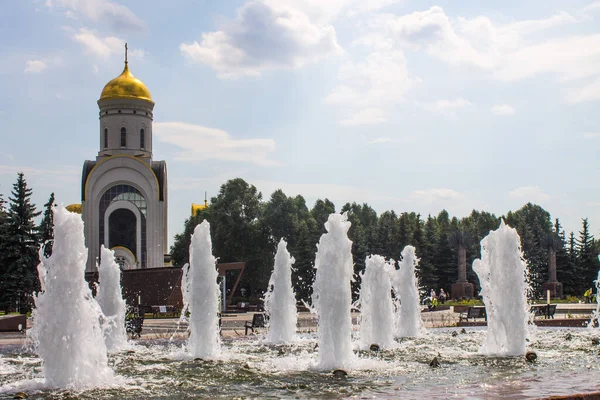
[99,184,147,268]
[109,208,136,258]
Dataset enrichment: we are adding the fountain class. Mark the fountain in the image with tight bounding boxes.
[181,220,221,358]
[358,255,395,349]
[4,213,600,398]
[473,220,530,356]
[96,245,127,351]
[391,246,425,338]
[312,213,354,370]
[30,206,114,388]
[263,239,298,343]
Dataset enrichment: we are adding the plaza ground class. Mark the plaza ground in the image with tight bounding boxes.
[1,303,597,346]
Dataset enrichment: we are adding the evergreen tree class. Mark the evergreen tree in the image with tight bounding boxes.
[552,219,571,295]
[418,215,438,292]
[433,210,455,291]
[2,173,41,313]
[341,202,378,300]
[374,210,399,260]
[39,193,55,257]
[0,192,9,310]
[577,218,597,295]
[504,203,553,296]
[566,232,581,295]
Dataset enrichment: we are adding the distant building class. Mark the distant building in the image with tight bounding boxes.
[78,45,168,271]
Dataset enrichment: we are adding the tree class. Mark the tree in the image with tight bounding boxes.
[262,190,318,301]
[38,193,55,257]
[418,215,438,292]
[0,192,9,309]
[373,210,399,259]
[432,210,455,291]
[2,173,41,313]
[577,218,598,295]
[504,203,553,296]
[209,179,271,296]
[170,206,209,267]
[341,202,378,299]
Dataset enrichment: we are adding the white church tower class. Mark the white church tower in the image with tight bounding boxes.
[80,44,168,272]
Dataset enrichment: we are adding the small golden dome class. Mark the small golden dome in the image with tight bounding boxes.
[191,201,209,216]
[99,60,152,103]
[66,204,82,214]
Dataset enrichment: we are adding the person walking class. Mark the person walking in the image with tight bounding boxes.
[439,288,447,304]
[585,288,593,303]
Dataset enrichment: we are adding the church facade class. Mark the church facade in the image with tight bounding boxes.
[79,50,168,272]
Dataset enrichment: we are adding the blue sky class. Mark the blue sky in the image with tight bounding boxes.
[1,0,599,247]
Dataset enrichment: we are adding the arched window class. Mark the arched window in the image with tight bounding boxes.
[120,127,126,147]
[104,128,108,149]
[140,128,145,149]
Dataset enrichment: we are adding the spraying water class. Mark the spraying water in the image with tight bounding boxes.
[264,239,298,343]
[181,220,221,358]
[391,246,425,338]
[358,255,395,349]
[312,213,354,370]
[472,220,530,356]
[31,206,113,388]
[96,245,127,351]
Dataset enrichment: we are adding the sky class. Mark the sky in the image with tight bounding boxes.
[1,0,600,248]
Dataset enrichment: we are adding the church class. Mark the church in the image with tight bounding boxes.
[75,46,168,272]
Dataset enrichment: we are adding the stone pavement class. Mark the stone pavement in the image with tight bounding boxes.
[1,304,597,347]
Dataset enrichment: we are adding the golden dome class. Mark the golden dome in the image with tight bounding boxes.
[99,61,153,103]
[191,201,209,216]
[66,203,82,214]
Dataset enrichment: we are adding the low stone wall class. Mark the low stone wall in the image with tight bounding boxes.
[0,315,27,332]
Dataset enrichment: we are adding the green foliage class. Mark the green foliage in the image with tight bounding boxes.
[39,193,55,258]
[576,218,599,295]
[169,178,599,307]
[0,173,41,313]
[504,203,553,296]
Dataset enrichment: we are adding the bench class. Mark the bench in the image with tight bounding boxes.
[244,313,266,335]
[459,306,487,322]
[531,304,557,319]
[151,305,180,319]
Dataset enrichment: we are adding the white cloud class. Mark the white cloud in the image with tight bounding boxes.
[410,188,463,204]
[326,51,414,106]
[582,1,600,13]
[494,35,600,82]
[71,29,144,60]
[72,28,122,58]
[262,0,400,23]
[567,77,600,104]
[24,60,47,73]
[508,186,551,202]
[45,0,145,32]
[340,108,386,126]
[491,104,516,116]
[366,136,415,144]
[583,132,600,138]
[180,1,342,77]
[154,121,279,167]
[368,137,393,144]
[416,97,472,117]
[361,6,599,85]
